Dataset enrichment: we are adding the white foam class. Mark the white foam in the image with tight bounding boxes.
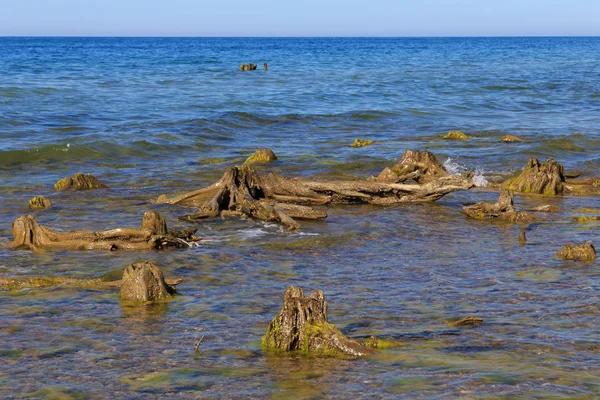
[444,157,488,187]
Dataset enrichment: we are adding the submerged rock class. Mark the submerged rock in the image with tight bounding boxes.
[28,196,51,210]
[557,243,596,261]
[262,286,378,357]
[443,131,469,140]
[244,149,278,163]
[500,135,523,143]
[120,261,175,302]
[571,215,600,223]
[502,158,565,195]
[463,189,536,223]
[350,139,374,148]
[377,149,447,184]
[54,173,108,191]
[530,204,561,213]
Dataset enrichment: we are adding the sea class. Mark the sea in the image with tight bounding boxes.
[0,37,599,398]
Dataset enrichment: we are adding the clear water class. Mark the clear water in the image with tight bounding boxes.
[0,37,599,398]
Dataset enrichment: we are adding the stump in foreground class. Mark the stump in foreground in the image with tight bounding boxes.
[261,286,373,357]
[557,243,596,261]
[3,210,200,251]
[157,162,473,230]
[120,261,175,302]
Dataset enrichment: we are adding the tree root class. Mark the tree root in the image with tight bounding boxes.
[157,164,473,230]
[2,211,200,252]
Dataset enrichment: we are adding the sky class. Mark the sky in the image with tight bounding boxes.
[0,0,599,37]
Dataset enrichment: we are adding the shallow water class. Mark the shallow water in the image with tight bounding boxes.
[0,37,599,399]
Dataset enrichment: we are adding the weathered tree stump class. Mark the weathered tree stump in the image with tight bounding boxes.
[2,211,200,251]
[502,158,565,195]
[157,164,473,230]
[261,286,371,357]
[54,173,108,191]
[376,150,448,184]
[463,189,536,223]
[120,261,175,302]
[557,243,596,261]
[245,149,278,163]
[28,196,52,210]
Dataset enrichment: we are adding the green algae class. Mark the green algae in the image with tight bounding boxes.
[350,138,374,147]
[443,131,470,139]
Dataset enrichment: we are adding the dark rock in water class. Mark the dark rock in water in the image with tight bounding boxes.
[245,148,278,163]
[377,149,447,184]
[54,173,108,191]
[28,196,51,210]
[557,243,596,261]
[463,189,536,223]
[120,261,175,302]
[502,158,565,195]
[262,285,371,357]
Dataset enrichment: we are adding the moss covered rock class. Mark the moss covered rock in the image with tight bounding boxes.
[28,196,51,210]
[54,173,108,191]
[245,149,278,163]
[557,243,596,261]
[350,139,374,148]
[502,158,565,195]
[443,131,469,140]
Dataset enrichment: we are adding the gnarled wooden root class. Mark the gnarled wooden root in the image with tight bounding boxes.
[157,164,473,230]
[3,211,200,251]
[463,189,536,223]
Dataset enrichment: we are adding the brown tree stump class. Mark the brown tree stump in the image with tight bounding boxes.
[120,261,175,302]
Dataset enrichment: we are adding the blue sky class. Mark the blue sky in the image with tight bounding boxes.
[1,0,599,36]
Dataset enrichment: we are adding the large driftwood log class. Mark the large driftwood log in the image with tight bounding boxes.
[157,164,473,230]
[2,211,200,251]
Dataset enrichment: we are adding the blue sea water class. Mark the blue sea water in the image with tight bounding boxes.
[0,38,599,398]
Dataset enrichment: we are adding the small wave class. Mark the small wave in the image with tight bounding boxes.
[481,85,530,91]
[444,157,489,187]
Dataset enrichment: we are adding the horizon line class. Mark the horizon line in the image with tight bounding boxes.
[1,34,599,39]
